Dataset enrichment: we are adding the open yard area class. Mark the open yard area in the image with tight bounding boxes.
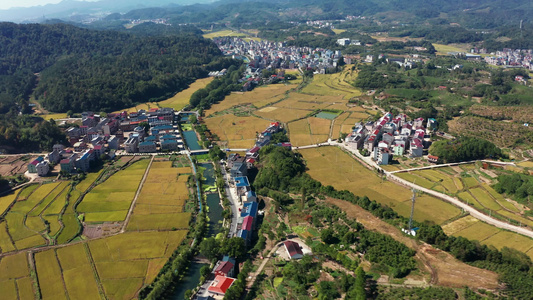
[299,146,461,224]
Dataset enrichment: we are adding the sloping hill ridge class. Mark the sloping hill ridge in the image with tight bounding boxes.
[0,22,236,112]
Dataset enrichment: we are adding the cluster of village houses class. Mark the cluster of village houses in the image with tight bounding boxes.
[213,37,342,76]
[346,112,437,165]
[201,122,303,299]
[28,108,188,176]
[481,48,533,71]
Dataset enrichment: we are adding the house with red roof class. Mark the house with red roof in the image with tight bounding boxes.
[208,275,235,296]
[213,260,235,278]
[283,240,304,260]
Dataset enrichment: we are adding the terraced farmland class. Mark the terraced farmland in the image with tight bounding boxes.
[299,146,461,224]
[395,165,532,231]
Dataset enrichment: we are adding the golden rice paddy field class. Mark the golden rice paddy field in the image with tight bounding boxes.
[396,165,532,228]
[78,159,149,223]
[2,157,193,300]
[299,146,461,224]
[443,215,533,258]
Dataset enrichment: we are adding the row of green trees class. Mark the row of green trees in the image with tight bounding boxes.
[189,64,245,110]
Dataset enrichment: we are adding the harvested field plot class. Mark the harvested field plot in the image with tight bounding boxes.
[204,115,271,149]
[299,146,460,224]
[158,77,214,110]
[308,117,331,135]
[442,215,479,235]
[79,159,149,223]
[205,84,295,116]
[255,106,311,123]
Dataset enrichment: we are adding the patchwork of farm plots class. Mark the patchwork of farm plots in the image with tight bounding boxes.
[298,146,461,224]
[78,159,149,223]
[300,67,361,99]
[0,157,192,299]
[127,161,192,231]
[203,66,370,148]
[0,252,34,300]
[0,181,73,252]
[395,165,532,227]
[443,215,533,258]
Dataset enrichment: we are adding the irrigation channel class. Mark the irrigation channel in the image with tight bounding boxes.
[172,118,224,299]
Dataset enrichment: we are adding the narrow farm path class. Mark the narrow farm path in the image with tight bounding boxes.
[120,155,154,233]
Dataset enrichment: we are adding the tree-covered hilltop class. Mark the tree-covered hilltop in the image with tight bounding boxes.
[0,22,235,112]
[429,137,504,163]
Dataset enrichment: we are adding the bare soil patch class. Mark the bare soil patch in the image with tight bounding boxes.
[326,197,500,290]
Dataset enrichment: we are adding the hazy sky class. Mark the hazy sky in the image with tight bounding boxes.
[0,0,97,10]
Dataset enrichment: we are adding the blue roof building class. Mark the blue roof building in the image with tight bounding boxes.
[246,191,257,202]
[241,201,258,218]
[235,177,250,187]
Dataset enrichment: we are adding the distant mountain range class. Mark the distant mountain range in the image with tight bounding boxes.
[0,0,214,23]
[1,0,531,29]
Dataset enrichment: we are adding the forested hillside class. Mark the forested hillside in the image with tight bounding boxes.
[0,22,234,112]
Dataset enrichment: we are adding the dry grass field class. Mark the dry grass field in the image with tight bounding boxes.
[255,106,311,123]
[157,77,214,110]
[299,146,461,224]
[205,84,296,116]
[204,115,271,149]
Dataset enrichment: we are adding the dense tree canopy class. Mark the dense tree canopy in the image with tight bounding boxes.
[0,22,234,113]
[429,136,503,163]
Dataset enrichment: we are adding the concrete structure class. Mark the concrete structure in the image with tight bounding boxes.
[36,161,50,176]
[124,136,139,153]
[138,141,156,153]
[27,157,44,173]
